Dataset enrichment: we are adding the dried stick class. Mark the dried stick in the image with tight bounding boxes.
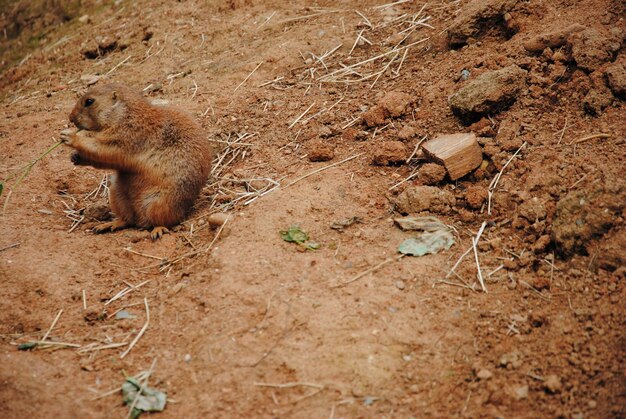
[472,221,488,292]
[487,142,527,215]
[335,255,405,287]
[568,133,611,145]
[284,152,365,189]
[41,309,63,343]
[234,62,263,92]
[120,298,150,359]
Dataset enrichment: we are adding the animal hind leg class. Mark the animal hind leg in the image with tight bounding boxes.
[139,191,184,240]
[94,174,135,234]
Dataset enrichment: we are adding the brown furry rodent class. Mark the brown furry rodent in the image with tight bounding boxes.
[60,83,212,239]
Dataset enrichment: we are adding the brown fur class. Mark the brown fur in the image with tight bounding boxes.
[61,83,212,238]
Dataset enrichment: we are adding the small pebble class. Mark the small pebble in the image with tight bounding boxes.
[395,280,406,290]
[208,212,230,228]
[543,374,562,393]
[476,369,493,380]
[184,354,192,363]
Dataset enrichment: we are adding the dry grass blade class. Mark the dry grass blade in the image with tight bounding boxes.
[284,152,365,188]
[487,141,526,215]
[472,221,488,292]
[126,358,158,419]
[335,255,405,287]
[120,298,150,359]
[234,62,263,92]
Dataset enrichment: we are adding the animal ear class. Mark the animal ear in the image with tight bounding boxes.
[111,90,118,100]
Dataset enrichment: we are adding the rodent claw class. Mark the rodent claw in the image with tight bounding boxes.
[150,226,169,240]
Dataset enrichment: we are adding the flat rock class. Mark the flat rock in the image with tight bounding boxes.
[372,141,406,166]
[394,186,456,215]
[448,0,520,46]
[523,24,585,53]
[449,65,527,122]
[569,28,621,72]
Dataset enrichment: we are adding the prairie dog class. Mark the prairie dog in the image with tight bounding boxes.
[61,83,211,239]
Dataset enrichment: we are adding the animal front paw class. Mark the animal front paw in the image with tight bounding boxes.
[60,128,78,145]
[70,151,83,165]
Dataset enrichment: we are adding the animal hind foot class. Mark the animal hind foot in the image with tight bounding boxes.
[150,226,169,240]
[93,220,129,234]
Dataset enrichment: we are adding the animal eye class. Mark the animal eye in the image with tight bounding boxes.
[85,98,95,107]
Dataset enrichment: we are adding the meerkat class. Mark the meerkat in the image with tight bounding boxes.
[60,83,212,239]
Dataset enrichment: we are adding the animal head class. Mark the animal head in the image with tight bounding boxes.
[69,83,131,131]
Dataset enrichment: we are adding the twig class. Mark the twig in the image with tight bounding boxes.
[388,168,420,190]
[568,133,610,145]
[78,342,128,353]
[472,221,488,292]
[105,280,151,306]
[258,11,276,28]
[373,0,412,10]
[519,280,550,301]
[124,247,166,261]
[105,55,132,76]
[487,142,527,215]
[126,358,157,419]
[289,102,316,128]
[335,255,405,287]
[405,135,427,164]
[234,62,263,92]
[41,309,63,343]
[446,246,473,279]
[3,141,64,214]
[284,153,365,189]
[82,290,87,310]
[120,298,150,359]
[556,116,568,145]
[254,382,324,389]
[0,242,20,252]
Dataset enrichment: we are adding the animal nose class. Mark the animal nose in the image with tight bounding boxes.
[69,108,78,125]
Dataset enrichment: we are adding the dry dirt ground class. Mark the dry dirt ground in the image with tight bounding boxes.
[1,0,625,418]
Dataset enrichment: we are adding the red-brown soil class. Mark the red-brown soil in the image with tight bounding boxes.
[1,0,624,418]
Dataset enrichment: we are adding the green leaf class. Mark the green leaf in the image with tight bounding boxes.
[0,182,3,197]
[18,342,38,351]
[280,226,309,243]
[280,226,319,251]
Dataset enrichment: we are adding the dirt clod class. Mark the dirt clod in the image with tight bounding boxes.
[418,163,447,185]
[372,141,406,166]
[552,183,625,256]
[447,0,521,47]
[307,138,335,162]
[394,186,456,215]
[605,57,626,99]
[523,23,586,53]
[449,65,527,122]
[544,374,562,394]
[84,203,111,222]
[569,28,621,72]
[465,185,488,209]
